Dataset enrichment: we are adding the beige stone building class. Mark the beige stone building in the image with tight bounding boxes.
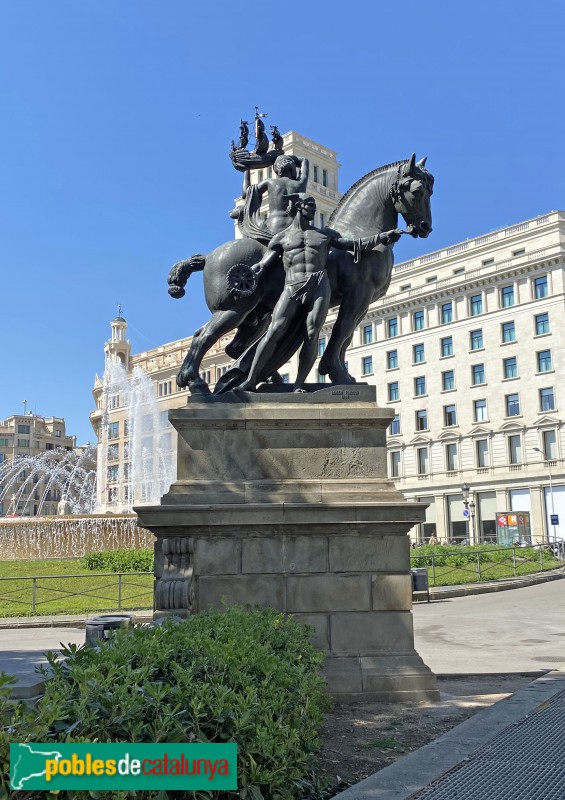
[0,413,77,516]
[90,134,565,545]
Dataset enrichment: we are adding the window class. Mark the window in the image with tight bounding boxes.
[362,356,373,375]
[142,415,153,433]
[313,165,319,182]
[390,451,401,477]
[453,267,465,275]
[501,285,515,307]
[158,380,172,397]
[512,248,525,257]
[472,364,485,385]
[417,447,429,475]
[535,313,549,335]
[476,439,489,468]
[107,465,119,482]
[320,212,325,228]
[502,321,516,343]
[0,438,9,447]
[107,444,119,461]
[414,376,426,396]
[388,382,399,401]
[400,283,411,291]
[508,434,522,465]
[45,442,54,450]
[281,374,289,384]
[389,414,401,435]
[416,410,428,431]
[217,365,229,378]
[55,430,62,438]
[413,343,425,363]
[17,439,29,448]
[109,394,120,410]
[470,294,483,315]
[318,336,326,356]
[534,275,548,299]
[444,404,457,426]
[159,410,169,428]
[445,443,458,472]
[317,372,326,383]
[387,317,398,338]
[542,429,558,460]
[441,302,453,324]
[540,387,555,412]
[482,258,495,266]
[537,350,552,372]
[108,421,119,439]
[322,168,328,187]
[18,424,30,434]
[506,393,520,417]
[413,310,425,331]
[441,336,453,357]
[362,324,373,345]
[474,399,488,422]
[124,419,132,437]
[200,369,211,383]
[470,329,483,350]
[387,350,398,370]
[426,275,437,284]
[442,370,455,391]
[503,356,518,379]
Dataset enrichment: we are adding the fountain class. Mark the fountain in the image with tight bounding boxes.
[0,357,173,560]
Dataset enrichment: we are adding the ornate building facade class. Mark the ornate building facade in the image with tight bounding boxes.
[90,135,565,544]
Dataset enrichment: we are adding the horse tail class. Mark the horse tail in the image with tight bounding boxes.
[168,254,206,299]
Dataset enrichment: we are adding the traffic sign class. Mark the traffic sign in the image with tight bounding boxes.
[462,509,470,519]
[550,514,559,525]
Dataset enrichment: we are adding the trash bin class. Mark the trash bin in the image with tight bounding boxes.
[85,614,135,646]
[410,568,430,601]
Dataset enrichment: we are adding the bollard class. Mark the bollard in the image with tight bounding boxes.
[85,614,135,647]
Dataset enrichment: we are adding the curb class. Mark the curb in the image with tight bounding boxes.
[413,566,565,601]
[0,611,153,630]
[332,670,565,800]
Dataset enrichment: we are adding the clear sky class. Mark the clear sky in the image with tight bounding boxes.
[1,1,563,444]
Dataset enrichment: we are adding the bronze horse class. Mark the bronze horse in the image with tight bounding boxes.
[168,154,433,392]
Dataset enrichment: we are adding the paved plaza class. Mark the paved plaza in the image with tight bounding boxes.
[2,580,564,797]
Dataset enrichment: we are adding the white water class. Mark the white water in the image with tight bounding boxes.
[96,359,176,512]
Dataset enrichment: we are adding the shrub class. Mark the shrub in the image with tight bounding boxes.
[0,606,329,799]
[81,547,154,572]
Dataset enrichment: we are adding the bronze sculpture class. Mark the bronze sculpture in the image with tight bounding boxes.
[168,121,434,395]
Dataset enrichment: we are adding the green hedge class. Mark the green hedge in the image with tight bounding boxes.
[80,547,154,573]
[0,606,329,799]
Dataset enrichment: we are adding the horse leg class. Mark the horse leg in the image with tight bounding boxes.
[177,309,246,392]
[320,289,371,384]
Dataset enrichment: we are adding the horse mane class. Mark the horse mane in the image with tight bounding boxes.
[328,159,405,227]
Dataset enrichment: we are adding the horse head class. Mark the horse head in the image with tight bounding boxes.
[391,154,434,238]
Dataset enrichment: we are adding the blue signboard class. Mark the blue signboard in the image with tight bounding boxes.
[550,514,559,525]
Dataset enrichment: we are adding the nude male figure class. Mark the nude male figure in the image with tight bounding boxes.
[238,195,403,393]
[230,155,309,235]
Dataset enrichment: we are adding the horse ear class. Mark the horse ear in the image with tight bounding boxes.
[402,153,416,177]
[417,156,427,168]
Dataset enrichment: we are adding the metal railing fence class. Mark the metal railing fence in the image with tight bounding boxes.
[410,545,565,587]
[0,572,153,615]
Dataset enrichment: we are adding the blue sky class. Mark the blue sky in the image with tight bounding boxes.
[1,1,563,443]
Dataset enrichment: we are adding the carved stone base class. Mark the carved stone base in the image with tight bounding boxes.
[137,388,438,702]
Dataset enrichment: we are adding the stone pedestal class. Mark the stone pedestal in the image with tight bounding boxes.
[136,386,438,702]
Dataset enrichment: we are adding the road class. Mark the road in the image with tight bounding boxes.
[413,579,565,674]
[1,580,564,694]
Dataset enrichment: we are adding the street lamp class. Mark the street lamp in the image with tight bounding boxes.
[461,483,476,544]
[533,446,557,548]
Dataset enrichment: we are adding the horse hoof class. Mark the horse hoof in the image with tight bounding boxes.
[188,378,211,396]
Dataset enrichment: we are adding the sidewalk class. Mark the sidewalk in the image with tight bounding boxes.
[334,670,565,799]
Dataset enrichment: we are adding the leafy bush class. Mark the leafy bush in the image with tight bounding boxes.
[81,547,154,572]
[0,606,329,799]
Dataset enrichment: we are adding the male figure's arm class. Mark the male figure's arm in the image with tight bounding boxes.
[296,157,309,191]
[330,228,404,252]
[252,235,284,277]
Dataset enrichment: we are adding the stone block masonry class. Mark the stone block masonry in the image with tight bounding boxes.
[137,387,438,702]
